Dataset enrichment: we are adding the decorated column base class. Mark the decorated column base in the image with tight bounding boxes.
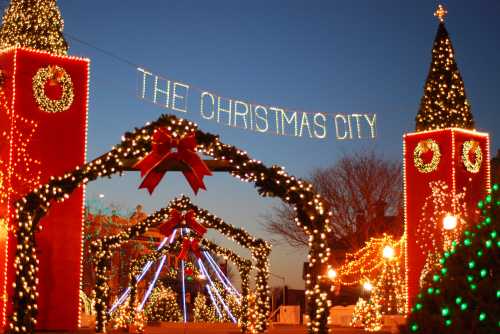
[0,47,88,331]
[403,128,490,311]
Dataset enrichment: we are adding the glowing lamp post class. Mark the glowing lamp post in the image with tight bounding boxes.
[382,245,395,260]
[327,268,337,281]
[443,214,458,230]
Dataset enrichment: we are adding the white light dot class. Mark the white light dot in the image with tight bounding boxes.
[443,214,458,230]
[327,268,337,280]
[382,245,395,259]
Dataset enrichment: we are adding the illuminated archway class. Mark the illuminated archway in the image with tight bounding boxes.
[10,114,332,334]
[90,197,269,332]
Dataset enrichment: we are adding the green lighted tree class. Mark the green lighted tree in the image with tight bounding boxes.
[143,284,182,322]
[0,0,68,55]
[209,281,241,322]
[406,184,499,334]
[193,293,217,322]
[371,255,405,315]
[415,12,474,131]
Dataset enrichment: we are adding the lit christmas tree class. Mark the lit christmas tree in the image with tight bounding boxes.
[351,245,405,331]
[209,281,241,322]
[370,246,406,315]
[109,299,146,333]
[0,0,68,55]
[193,293,217,322]
[350,298,382,332]
[144,284,182,322]
[415,4,474,132]
[406,184,499,334]
[227,294,242,320]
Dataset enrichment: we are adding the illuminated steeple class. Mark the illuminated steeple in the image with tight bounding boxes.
[0,0,68,55]
[415,4,474,132]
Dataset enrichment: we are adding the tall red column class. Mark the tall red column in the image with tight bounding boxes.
[0,47,88,330]
[403,128,491,311]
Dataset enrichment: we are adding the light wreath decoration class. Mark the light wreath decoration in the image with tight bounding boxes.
[413,139,441,173]
[32,65,74,113]
[461,140,482,173]
[128,236,252,331]
[8,114,331,334]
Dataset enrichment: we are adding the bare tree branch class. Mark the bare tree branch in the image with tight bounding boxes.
[261,151,403,253]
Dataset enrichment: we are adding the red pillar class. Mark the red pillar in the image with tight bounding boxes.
[0,47,89,330]
[403,128,491,311]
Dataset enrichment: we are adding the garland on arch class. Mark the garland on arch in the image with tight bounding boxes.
[167,195,271,332]
[9,113,332,334]
[90,206,174,332]
[128,236,252,332]
[91,195,269,333]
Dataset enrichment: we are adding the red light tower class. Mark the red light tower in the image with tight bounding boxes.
[403,5,491,311]
[0,1,88,331]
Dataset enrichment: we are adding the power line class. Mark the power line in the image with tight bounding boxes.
[65,32,140,68]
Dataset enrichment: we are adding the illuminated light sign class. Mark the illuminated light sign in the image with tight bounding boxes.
[137,68,377,140]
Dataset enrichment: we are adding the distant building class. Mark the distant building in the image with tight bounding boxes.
[271,287,305,315]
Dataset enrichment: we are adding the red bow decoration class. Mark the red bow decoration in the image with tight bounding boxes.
[133,128,212,194]
[158,209,207,237]
[177,238,202,260]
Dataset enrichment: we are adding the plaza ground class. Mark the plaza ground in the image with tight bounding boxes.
[71,324,394,334]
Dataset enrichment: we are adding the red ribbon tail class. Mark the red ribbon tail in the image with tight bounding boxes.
[182,170,206,194]
[177,241,190,261]
[138,168,167,194]
[188,221,207,236]
[133,152,162,178]
[184,152,213,178]
[192,240,202,259]
[159,220,177,237]
[180,152,212,194]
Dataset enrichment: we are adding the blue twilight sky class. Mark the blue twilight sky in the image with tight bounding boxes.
[38,0,500,288]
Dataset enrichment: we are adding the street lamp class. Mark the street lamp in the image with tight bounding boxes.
[382,245,395,260]
[327,268,337,281]
[363,281,373,292]
[443,214,458,230]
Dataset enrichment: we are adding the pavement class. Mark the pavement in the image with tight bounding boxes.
[68,324,393,334]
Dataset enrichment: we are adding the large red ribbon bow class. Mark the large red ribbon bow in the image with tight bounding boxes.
[177,238,202,260]
[158,209,207,237]
[133,128,212,194]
